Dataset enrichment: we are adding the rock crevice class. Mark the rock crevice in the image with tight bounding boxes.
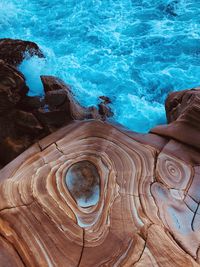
[0,39,200,267]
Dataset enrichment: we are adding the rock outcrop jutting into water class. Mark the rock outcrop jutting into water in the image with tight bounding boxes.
[0,39,113,167]
[0,39,200,267]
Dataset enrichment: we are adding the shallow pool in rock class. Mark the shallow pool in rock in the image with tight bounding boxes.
[65,161,100,208]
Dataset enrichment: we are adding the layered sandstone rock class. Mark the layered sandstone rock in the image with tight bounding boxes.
[0,39,200,266]
[0,113,200,266]
[151,87,200,149]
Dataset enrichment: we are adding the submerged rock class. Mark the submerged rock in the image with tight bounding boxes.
[65,160,100,207]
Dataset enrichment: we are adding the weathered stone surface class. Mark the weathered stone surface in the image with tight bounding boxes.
[0,235,24,267]
[0,38,44,66]
[17,96,43,111]
[1,38,200,267]
[98,102,114,120]
[151,88,200,149]
[14,110,43,134]
[35,108,71,131]
[41,75,71,94]
[45,89,67,108]
[41,75,111,121]
[0,60,28,113]
[0,60,39,165]
[0,68,112,166]
[165,87,200,123]
[0,117,200,266]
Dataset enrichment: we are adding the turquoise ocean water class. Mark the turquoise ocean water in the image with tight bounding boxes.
[1,0,200,132]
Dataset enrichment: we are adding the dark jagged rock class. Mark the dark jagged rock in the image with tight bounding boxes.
[0,72,113,166]
[0,49,113,166]
[40,75,93,127]
[0,38,44,66]
[0,109,44,165]
[0,60,40,165]
[45,89,67,109]
[0,60,28,114]
[98,102,114,120]
[41,75,111,122]
[0,136,31,167]
[98,96,113,120]
[99,95,112,104]
[41,75,72,94]
[17,95,44,111]
[35,108,71,132]
[14,110,43,134]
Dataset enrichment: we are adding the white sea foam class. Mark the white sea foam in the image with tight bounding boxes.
[1,0,200,132]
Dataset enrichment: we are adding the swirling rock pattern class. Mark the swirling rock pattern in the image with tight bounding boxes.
[151,88,200,149]
[0,39,200,266]
[0,119,200,267]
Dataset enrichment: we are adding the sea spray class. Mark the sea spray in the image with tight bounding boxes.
[1,0,200,132]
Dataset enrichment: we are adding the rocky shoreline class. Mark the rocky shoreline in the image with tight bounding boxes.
[0,39,113,167]
[0,38,200,266]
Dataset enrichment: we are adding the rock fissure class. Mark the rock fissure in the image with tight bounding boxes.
[0,38,200,266]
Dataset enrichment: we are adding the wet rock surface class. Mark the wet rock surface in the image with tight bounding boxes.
[0,38,44,66]
[0,39,113,167]
[65,160,100,207]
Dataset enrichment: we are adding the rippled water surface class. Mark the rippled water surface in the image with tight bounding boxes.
[1,0,200,132]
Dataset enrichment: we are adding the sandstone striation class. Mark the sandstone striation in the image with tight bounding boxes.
[0,116,200,266]
[0,39,200,266]
[151,87,200,149]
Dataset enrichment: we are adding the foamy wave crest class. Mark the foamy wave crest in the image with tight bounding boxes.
[1,0,200,132]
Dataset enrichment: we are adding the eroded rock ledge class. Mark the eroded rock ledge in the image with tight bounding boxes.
[0,39,200,267]
[0,39,113,167]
